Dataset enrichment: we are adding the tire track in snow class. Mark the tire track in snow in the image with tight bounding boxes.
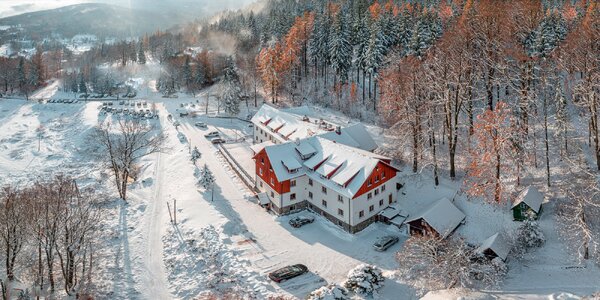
[139,103,172,300]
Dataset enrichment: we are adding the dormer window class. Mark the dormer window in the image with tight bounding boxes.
[367,179,372,187]
[261,157,265,165]
[375,175,380,183]
[382,171,386,179]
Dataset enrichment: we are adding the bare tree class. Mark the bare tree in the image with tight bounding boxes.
[0,186,29,281]
[94,120,167,200]
[52,179,99,296]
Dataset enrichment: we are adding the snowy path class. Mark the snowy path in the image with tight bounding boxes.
[138,104,173,300]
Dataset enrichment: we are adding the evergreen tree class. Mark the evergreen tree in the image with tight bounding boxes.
[329,10,352,83]
[138,42,146,64]
[183,55,193,91]
[191,146,201,164]
[221,57,241,116]
[78,74,87,95]
[199,163,216,201]
[17,57,26,91]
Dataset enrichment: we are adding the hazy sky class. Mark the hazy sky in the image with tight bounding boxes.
[0,0,256,18]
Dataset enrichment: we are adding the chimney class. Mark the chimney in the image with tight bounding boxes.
[335,126,341,135]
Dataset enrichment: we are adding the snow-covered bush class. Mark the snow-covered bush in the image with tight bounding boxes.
[308,284,348,300]
[397,235,507,290]
[510,218,545,257]
[343,264,385,295]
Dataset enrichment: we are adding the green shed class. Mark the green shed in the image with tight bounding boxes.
[511,186,544,221]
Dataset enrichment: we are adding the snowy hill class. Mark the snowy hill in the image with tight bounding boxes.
[0,3,171,37]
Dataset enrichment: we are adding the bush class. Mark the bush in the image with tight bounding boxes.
[343,264,385,295]
[308,284,348,300]
[510,218,545,257]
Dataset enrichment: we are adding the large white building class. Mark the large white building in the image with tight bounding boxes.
[251,104,378,152]
[253,136,400,233]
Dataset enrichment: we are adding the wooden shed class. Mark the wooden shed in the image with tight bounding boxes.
[511,186,544,221]
[406,198,466,239]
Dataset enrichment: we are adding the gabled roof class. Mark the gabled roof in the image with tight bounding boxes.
[319,123,378,152]
[476,232,510,261]
[251,104,378,151]
[407,198,466,238]
[512,186,544,213]
[256,136,394,198]
[295,141,317,157]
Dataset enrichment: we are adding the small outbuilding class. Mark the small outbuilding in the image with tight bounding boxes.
[511,186,544,221]
[406,198,466,239]
[476,232,510,261]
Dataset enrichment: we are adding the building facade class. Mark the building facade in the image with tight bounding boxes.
[253,136,400,233]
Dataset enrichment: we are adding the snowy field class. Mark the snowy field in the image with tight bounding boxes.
[1,78,599,299]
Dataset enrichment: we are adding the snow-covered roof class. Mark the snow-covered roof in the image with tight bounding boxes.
[250,141,274,154]
[512,186,544,213]
[476,232,510,261]
[257,193,270,205]
[319,123,378,152]
[258,136,394,198]
[379,203,408,219]
[295,141,317,157]
[251,104,377,151]
[407,198,466,238]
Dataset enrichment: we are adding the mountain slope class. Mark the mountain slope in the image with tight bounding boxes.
[0,3,173,37]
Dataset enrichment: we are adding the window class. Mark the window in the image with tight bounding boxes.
[359,210,364,218]
[290,193,296,200]
[367,179,372,187]
[382,171,386,179]
[309,191,313,199]
[381,184,386,192]
[367,192,372,200]
[379,199,384,207]
[322,200,327,207]
[260,157,264,164]
[389,195,393,204]
[270,178,274,185]
[260,181,263,187]
[369,205,374,212]
[375,175,380,182]
[374,188,379,196]
[259,168,263,175]
[270,191,274,198]
[338,195,344,203]
[338,209,344,216]
[269,166,273,172]
[290,180,296,187]
[322,186,327,194]
[309,178,313,186]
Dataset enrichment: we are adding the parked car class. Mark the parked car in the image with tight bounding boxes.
[194,122,208,128]
[373,235,399,252]
[204,131,220,138]
[268,264,308,283]
[180,112,189,117]
[210,137,225,144]
[289,216,315,228]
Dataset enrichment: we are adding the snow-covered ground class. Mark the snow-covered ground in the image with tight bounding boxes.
[1,72,599,299]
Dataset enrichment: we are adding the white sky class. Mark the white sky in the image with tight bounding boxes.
[0,0,256,18]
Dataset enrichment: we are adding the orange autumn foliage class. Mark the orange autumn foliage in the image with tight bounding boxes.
[464,102,517,204]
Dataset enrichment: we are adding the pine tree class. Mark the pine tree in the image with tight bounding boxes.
[199,163,216,201]
[78,74,87,95]
[329,10,352,83]
[222,57,241,116]
[191,146,201,164]
[137,42,146,64]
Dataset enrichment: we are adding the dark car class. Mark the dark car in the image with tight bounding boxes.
[289,216,315,228]
[268,264,308,283]
[373,235,399,252]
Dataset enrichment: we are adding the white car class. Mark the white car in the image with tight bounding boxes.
[194,122,208,128]
[204,131,219,138]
